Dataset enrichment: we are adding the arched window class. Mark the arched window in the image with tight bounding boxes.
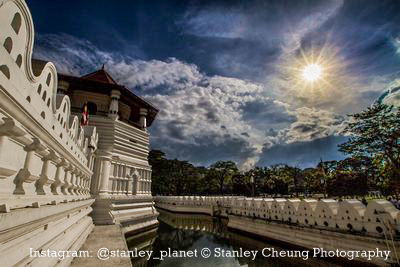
[87,102,97,115]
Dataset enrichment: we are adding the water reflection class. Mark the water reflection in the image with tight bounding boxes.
[126,209,340,267]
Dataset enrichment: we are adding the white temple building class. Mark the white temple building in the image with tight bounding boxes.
[58,66,159,234]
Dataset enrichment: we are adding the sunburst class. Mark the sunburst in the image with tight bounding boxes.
[303,64,322,81]
[275,41,344,99]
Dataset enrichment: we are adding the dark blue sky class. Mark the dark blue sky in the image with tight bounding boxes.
[29,0,400,169]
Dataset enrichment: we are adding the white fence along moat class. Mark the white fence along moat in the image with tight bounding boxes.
[155,195,400,266]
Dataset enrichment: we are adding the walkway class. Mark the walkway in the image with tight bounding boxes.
[70,225,132,267]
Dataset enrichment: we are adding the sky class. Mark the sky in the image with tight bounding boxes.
[28,0,400,169]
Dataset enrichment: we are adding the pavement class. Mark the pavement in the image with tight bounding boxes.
[70,225,132,267]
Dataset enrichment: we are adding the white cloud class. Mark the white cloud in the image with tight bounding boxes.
[279,107,346,144]
[34,32,370,169]
[111,58,203,91]
[281,0,344,53]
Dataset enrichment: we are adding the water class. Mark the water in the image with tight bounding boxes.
[126,209,342,267]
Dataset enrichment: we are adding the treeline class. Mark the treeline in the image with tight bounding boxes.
[150,103,400,197]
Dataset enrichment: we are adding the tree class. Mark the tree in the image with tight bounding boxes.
[149,150,202,195]
[149,150,169,194]
[231,173,249,195]
[209,161,238,195]
[339,103,400,194]
[266,164,292,196]
[303,167,321,194]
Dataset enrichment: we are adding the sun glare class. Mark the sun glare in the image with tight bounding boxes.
[276,41,345,98]
[303,64,322,81]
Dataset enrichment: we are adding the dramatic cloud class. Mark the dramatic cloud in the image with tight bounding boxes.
[35,34,287,168]
[279,107,346,144]
[31,0,400,169]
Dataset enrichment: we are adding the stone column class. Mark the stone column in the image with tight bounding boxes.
[87,147,95,170]
[14,138,46,194]
[138,178,142,195]
[0,117,26,179]
[82,176,87,194]
[127,174,133,195]
[149,170,152,195]
[79,172,85,194]
[108,89,121,120]
[132,168,140,195]
[86,176,91,194]
[36,150,58,195]
[76,172,82,194]
[98,153,112,196]
[149,181,152,195]
[68,168,76,195]
[61,163,71,195]
[139,108,147,130]
[51,158,66,195]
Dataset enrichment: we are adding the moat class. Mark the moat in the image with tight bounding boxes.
[126,209,350,267]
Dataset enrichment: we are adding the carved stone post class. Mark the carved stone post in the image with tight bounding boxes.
[51,158,66,195]
[76,171,83,195]
[13,138,46,194]
[69,168,78,195]
[36,150,58,195]
[98,153,112,196]
[84,176,90,194]
[0,118,26,179]
[135,169,142,195]
[61,163,71,195]
[127,174,133,195]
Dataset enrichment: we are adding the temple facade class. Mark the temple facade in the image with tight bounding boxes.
[58,66,159,234]
[0,0,158,265]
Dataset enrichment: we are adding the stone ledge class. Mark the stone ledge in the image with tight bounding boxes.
[70,225,132,267]
[0,199,94,232]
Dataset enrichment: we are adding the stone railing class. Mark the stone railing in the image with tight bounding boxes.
[0,0,99,209]
[109,161,132,195]
[155,196,400,237]
[87,116,152,197]
[0,1,99,265]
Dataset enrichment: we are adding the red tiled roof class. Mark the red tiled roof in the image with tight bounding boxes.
[81,66,118,84]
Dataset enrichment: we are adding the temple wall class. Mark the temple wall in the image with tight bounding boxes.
[89,116,158,234]
[70,90,110,114]
[0,0,99,265]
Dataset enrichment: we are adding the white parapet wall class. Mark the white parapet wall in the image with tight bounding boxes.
[155,196,400,236]
[155,196,400,265]
[0,0,98,266]
[155,196,400,240]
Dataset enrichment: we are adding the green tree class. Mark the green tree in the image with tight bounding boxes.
[231,173,249,195]
[303,167,322,195]
[339,103,400,194]
[149,150,169,194]
[266,164,292,196]
[209,161,239,195]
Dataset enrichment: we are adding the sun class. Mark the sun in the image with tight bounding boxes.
[303,64,322,81]
[276,42,344,96]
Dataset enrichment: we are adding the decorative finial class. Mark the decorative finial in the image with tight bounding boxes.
[102,63,105,70]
